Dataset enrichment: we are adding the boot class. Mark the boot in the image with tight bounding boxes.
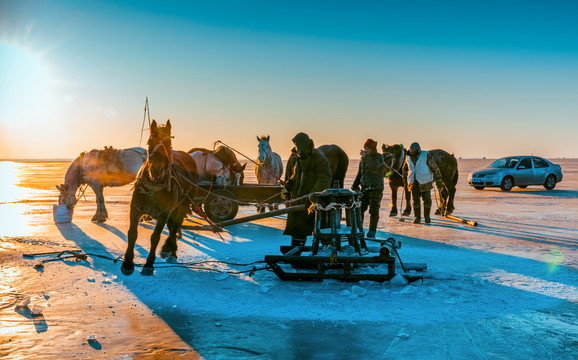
[413,203,421,224]
[424,205,431,224]
[366,214,379,238]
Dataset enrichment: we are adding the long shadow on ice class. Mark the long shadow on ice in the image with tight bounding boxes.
[54,221,577,360]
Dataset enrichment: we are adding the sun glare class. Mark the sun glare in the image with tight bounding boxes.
[1,44,54,116]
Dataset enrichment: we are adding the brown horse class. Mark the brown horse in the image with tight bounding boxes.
[382,144,459,216]
[121,120,198,276]
[188,146,246,186]
[381,144,412,217]
[316,144,349,189]
[286,144,349,189]
[56,147,147,223]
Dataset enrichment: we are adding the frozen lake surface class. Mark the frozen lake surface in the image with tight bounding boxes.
[0,158,577,359]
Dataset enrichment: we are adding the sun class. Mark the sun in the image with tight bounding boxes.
[0,43,55,120]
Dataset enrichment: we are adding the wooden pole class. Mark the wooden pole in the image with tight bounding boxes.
[446,214,478,227]
[215,204,306,228]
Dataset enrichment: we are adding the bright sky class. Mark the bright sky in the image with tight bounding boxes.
[1,0,577,160]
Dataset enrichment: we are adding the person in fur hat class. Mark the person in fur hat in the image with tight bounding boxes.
[283,133,332,252]
[351,139,386,237]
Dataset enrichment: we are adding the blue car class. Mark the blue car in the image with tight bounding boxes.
[467,156,563,191]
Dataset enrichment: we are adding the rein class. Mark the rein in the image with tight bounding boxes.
[215,140,286,186]
[384,145,405,178]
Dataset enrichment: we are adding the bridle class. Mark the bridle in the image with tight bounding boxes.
[383,145,405,178]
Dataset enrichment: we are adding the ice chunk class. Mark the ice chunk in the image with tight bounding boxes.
[17,297,31,307]
[102,278,113,284]
[214,273,229,281]
[87,334,97,342]
[340,290,351,296]
[390,274,409,285]
[396,332,410,339]
[31,305,43,315]
[351,285,367,297]
[87,276,96,282]
[259,286,270,294]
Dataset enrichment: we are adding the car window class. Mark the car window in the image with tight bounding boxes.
[489,157,520,168]
[533,157,549,168]
[518,158,532,169]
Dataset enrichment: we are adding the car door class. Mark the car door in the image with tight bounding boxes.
[532,157,550,184]
[514,157,534,185]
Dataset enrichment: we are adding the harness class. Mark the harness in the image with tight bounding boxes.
[383,145,405,178]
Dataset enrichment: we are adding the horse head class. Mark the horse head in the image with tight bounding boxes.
[56,184,76,210]
[382,144,405,172]
[257,135,271,164]
[230,163,246,186]
[147,119,173,183]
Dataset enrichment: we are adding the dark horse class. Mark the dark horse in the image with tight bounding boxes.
[317,144,349,188]
[382,144,459,216]
[121,120,198,276]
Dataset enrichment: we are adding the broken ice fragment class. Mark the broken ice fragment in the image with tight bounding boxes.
[17,297,31,308]
[351,285,367,296]
[87,334,97,342]
[87,277,95,282]
[31,305,43,315]
[390,274,409,286]
[102,278,113,284]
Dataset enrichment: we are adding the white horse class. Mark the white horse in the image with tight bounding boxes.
[56,147,147,223]
[255,135,283,212]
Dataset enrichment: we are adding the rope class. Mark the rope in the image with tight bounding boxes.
[26,250,272,275]
[214,140,286,186]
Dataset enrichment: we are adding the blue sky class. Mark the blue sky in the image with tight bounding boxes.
[1,0,577,159]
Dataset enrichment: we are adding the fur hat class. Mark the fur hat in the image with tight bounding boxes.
[292,132,312,148]
[364,138,377,150]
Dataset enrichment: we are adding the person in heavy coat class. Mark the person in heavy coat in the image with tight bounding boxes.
[402,142,443,224]
[283,132,332,251]
[351,139,386,238]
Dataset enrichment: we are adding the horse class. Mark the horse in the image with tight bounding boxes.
[382,144,459,216]
[316,144,349,188]
[56,146,147,223]
[255,135,283,212]
[188,145,246,186]
[121,119,199,276]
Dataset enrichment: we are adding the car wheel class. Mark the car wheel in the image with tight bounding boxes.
[518,185,527,189]
[473,185,485,190]
[500,176,514,191]
[543,174,557,190]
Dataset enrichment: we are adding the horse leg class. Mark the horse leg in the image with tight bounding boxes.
[446,185,456,215]
[121,208,142,275]
[402,184,412,216]
[389,182,398,216]
[161,215,182,263]
[90,184,108,223]
[141,215,168,276]
[435,186,448,215]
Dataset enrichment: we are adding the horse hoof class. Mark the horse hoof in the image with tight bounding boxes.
[389,211,397,217]
[141,267,154,276]
[402,211,411,217]
[434,209,441,215]
[121,264,134,276]
[160,251,176,259]
[164,256,178,263]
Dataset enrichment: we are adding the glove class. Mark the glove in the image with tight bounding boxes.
[435,179,444,188]
[281,188,289,201]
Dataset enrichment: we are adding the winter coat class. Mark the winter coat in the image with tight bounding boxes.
[403,150,442,192]
[283,141,332,238]
[352,150,386,192]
